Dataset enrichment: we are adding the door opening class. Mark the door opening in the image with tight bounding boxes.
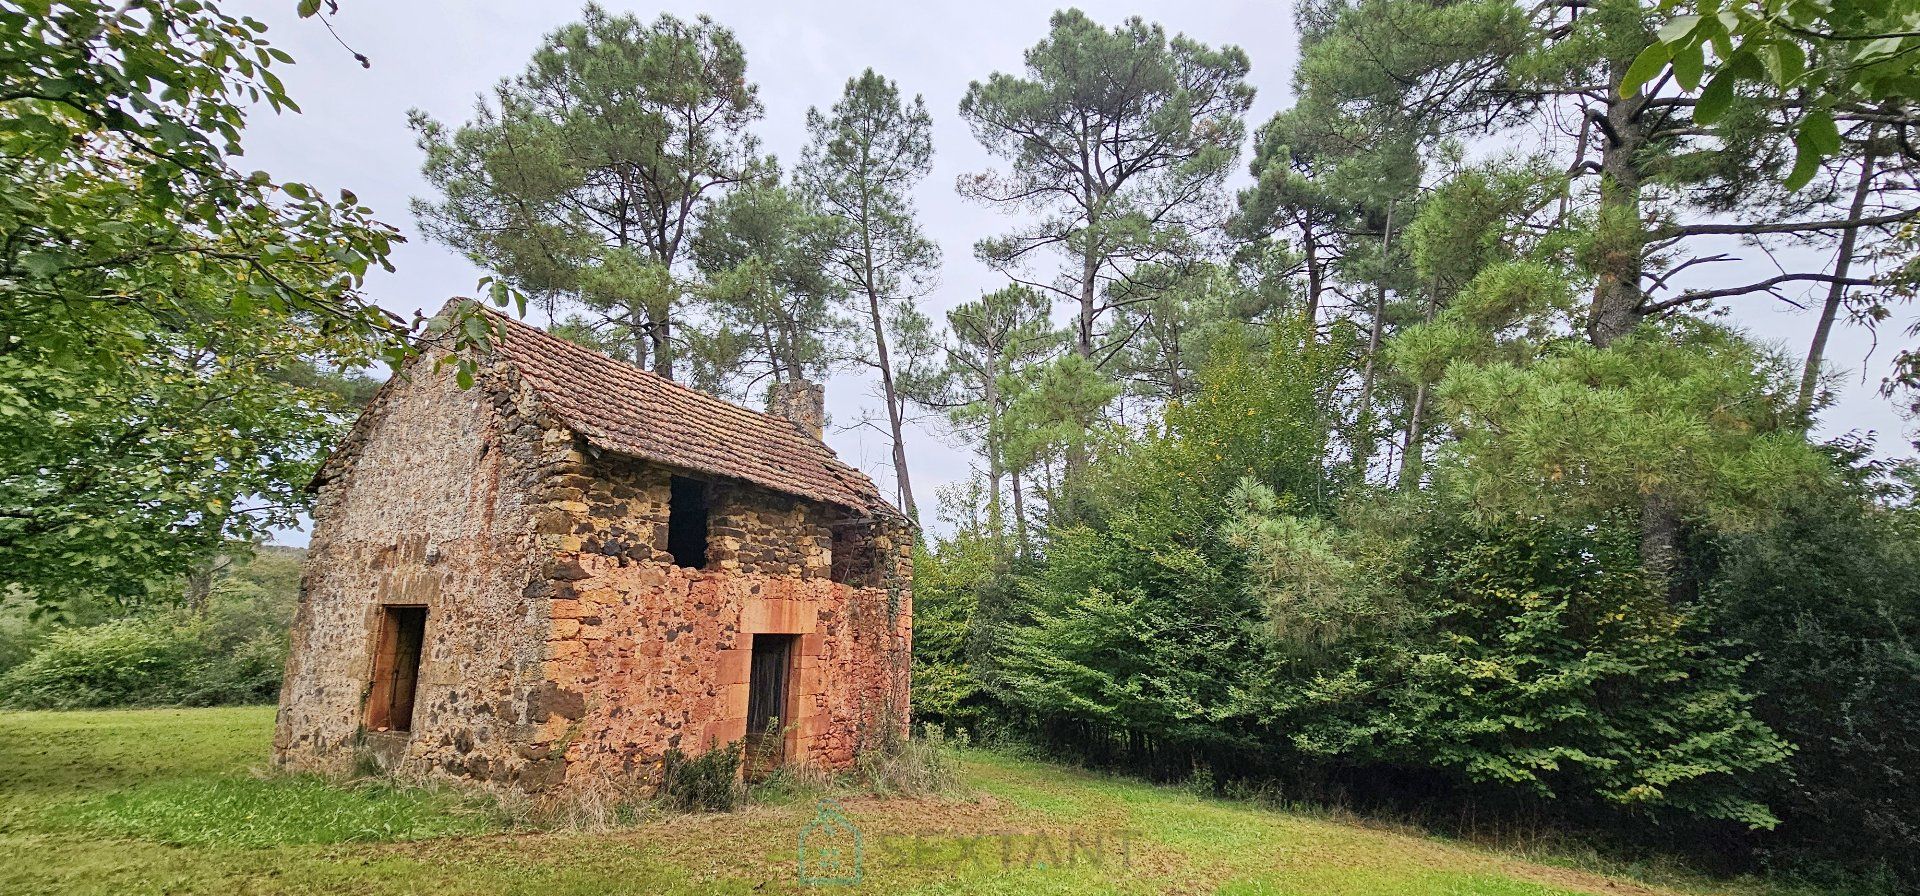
[366,605,427,732]
[745,634,796,776]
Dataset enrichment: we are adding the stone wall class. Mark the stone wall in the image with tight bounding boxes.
[274,358,568,786]
[532,559,911,786]
[529,452,912,787]
[707,481,835,579]
[547,453,837,580]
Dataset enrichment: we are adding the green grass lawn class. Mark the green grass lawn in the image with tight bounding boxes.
[0,707,1792,895]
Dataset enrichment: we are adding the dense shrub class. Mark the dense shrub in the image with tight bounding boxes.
[0,546,299,708]
[1703,451,1920,880]
[1240,496,1790,829]
[990,335,1339,772]
[660,742,744,812]
[0,610,288,709]
[0,616,202,708]
[905,534,999,730]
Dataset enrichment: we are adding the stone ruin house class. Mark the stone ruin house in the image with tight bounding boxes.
[273,303,913,791]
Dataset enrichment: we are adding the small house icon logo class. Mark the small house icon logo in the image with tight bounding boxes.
[797,798,862,885]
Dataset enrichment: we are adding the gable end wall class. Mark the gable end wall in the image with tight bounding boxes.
[274,358,565,785]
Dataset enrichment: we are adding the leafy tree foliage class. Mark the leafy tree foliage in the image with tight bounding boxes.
[1703,446,1920,878]
[0,0,482,612]
[958,9,1253,367]
[2,300,365,611]
[688,178,843,398]
[1629,0,1920,189]
[905,532,1001,729]
[412,3,763,379]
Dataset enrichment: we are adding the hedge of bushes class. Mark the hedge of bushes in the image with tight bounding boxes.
[0,546,300,709]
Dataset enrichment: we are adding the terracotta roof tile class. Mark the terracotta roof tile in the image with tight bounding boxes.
[479,305,895,517]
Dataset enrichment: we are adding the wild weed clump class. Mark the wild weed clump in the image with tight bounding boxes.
[748,760,836,805]
[661,740,744,812]
[856,721,960,796]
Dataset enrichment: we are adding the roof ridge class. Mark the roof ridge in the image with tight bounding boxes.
[456,301,898,518]
[471,303,829,445]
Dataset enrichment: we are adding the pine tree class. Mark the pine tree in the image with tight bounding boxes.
[412,5,763,379]
[799,70,941,520]
[958,9,1253,370]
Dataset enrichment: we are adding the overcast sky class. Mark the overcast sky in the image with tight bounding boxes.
[240,1,1914,543]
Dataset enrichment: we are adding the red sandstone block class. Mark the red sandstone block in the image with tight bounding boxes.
[550,598,581,619]
[715,648,749,685]
[579,553,615,576]
[552,618,581,639]
[720,682,748,715]
[774,600,807,632]
[741,599,769,632]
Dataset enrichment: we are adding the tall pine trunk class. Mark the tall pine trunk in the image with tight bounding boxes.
[1076,244,1098,360]
[649,316,673,380]
[1011,467,1028,556]
[1062,230,1099,481]
[1586,84,1648,347]
[867,282,918,521]
[1398,279,1436,490]
[1797,137,1878,424]
[1353,202,1393,482]
[1590,54,1675,584]
[986,376,1005,545]
[1399,381,1428,489]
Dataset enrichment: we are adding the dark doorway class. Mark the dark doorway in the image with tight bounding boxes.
[667,476,710,569]
[366,605,427,732]
[745,634,795,774]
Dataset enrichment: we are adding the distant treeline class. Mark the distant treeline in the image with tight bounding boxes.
[0,546,303,710]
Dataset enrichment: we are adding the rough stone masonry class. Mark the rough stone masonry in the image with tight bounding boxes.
[273,303,913,792]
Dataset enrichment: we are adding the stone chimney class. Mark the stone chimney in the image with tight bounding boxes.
[768,379,825,440]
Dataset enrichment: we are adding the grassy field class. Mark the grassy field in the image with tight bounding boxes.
[0,707,1795,895]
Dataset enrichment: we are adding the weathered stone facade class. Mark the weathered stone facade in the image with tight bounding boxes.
[275,312,912,792]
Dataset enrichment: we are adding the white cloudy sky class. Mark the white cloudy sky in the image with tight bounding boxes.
[241,1,1914,543]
